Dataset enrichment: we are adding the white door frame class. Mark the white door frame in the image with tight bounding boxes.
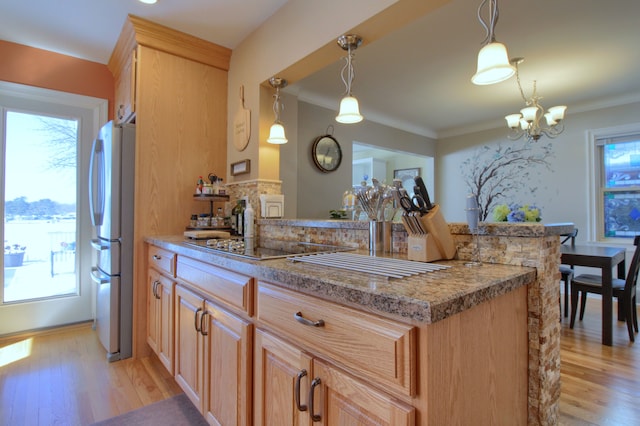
[0,81,108,334]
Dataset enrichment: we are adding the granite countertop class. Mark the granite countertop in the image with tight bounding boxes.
[146,235,536,324]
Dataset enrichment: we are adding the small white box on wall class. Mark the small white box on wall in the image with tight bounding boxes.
[260,194,284,218]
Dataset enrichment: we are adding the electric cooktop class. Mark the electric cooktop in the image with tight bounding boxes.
[183,238,354,260]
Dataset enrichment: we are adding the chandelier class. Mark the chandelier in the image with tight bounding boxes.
[471,0,515,85]
[335,34,364,124]
[505,58,567,141]
[266,77,288,144]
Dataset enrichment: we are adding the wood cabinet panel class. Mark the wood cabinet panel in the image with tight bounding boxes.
[257,281,415,397]
[148,245,176,277]
[174,284,205,410]
[254,329,312,426]
[131,43,228,357]
[114,47,136,123]
[202,301,252,426]
[146,269,174,373]
[312,359,415,426]
[177,255,253,316]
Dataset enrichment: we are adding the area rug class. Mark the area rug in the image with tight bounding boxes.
[92,393,208,426]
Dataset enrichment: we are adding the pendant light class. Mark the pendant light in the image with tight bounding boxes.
[336,34,364,124]
[471,0,515,85]
[267,77,288,144]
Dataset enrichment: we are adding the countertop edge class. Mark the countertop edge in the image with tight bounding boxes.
[146,235,536,324]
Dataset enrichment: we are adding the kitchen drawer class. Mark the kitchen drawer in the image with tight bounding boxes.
[257,281,416,397]
[176,256,253,316]
[148,245,176,277]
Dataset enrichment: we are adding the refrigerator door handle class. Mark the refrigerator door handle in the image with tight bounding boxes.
[91,239,110,251]
[91,267,110,284]
[89,138,105,227]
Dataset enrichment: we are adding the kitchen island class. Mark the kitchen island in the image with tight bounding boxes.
[144,221,568,425]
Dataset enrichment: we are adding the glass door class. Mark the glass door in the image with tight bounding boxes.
[3,111,79,302]
[0,82,106,335]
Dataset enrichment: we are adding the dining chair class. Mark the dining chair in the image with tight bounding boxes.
[559,228,578,318]
[569,235,640,342]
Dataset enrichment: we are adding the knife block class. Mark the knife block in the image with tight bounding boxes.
[405,204,457,262]
[408,234,442,262]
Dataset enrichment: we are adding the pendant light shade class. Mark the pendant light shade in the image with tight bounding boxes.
[267,123,287,144]
[336,96,363,124]
[267,77,288,144]
[471,42,516,85]
[471,0,515,85]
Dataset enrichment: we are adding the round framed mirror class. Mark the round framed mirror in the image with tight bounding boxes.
[311,134,342,173]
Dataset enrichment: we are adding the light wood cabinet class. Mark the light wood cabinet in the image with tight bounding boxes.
[146,245,176,373]
[147,241,529,425]
[146,269,174,373]
[108,15,232,358]
[174,256,253,425]
[255,281,416,425]
[114,47,136,123]
[254,330,312,426]
[310,359,414,425]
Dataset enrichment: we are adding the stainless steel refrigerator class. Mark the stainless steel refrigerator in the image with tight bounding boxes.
[89,121,135,362]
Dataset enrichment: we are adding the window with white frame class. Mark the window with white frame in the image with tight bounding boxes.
[593,126,640,241]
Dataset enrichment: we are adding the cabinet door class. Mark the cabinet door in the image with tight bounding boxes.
[114,47,136,123]
[202,300,252,426]
[147,269,161,355]
[174,284,205,410]
[254,329,312,426]
[157,277,174,374]
[310,359,415,426]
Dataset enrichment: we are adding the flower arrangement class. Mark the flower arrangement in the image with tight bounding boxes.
[493,203,542,223]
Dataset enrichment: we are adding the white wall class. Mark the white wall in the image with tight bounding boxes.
[437,101,640,243]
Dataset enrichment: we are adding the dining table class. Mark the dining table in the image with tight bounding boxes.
[560,244,627,346]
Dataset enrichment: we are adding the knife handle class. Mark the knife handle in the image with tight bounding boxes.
[414,176,433,210]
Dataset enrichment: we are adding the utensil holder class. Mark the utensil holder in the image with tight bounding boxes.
[369,221,391,255]
[403,204,457,262]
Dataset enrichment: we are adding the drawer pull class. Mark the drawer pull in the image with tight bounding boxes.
[309,377,322,422]
[294,311,325,328]
[295,369,308,412]
[152,254,162,260]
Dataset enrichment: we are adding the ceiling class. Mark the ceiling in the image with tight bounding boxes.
[2,0,639,139]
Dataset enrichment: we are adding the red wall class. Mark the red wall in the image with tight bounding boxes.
[0,40,114,119]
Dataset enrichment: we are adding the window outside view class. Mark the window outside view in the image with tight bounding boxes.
[3,111,78,303]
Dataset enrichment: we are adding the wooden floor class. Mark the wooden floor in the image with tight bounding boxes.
[559,297,640,425]
[0,322,181,425]
[0,298,638,425]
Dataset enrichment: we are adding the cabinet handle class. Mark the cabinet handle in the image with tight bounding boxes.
[117,104,124,120]
[294,312,325,328]
[152,280,161,299]
[194,307,203,332]
[308,377,322,422]
[295,369,308,412]
[200,311,209,336]
[153,254,162,260]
